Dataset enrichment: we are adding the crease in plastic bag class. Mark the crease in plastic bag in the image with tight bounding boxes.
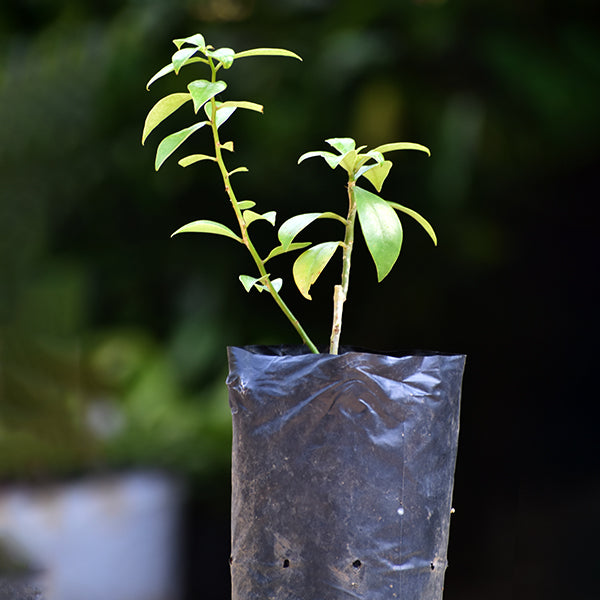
[227,345,466,600]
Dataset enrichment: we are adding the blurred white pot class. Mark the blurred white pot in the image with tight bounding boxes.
[0,471,183,600]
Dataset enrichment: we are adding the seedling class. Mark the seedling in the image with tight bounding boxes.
[143,34,436,354]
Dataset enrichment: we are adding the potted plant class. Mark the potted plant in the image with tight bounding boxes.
[143,33,466,600]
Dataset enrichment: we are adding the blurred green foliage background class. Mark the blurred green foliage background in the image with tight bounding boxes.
[1,1,598,598]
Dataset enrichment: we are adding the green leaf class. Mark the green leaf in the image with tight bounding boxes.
[354,186,403,282]
[233,48,302,61]
[264,242,312,262]
[155,122,209,170]
[142,93,192,144]
[221,141,234,152]
[229,167,249,176]
[203,102,237,128]
[219,100,264,113]
[371,142,431,157]
[146,63,174,90]
[278,212,346,250]
[298,150,344,169]
[237,200,256,210]
[171,219,242,242]
[188,80,227,113]
[293,241,341,300]
[326,138,356,154]
[173,34,206,50]
[173,47,200,74]
[239,274,283,294]
[239,274,260,292]
[243,210,276,226]
[387,202,438,246]
[361,160,393,191]
[339,150,358,175]
[178,154,215,167]
[207,47,235,69]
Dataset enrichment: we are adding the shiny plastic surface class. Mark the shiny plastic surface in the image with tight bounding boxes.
[227,346,466,600]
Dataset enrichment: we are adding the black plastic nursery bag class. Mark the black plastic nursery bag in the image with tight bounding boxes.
[227,346,466,600]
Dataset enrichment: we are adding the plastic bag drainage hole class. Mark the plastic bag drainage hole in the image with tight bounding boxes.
[352,560,362,569]
[282,559,290,568]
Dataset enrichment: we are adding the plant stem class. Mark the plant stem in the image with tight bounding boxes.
[329,180,357,354]
[208,61,319,354]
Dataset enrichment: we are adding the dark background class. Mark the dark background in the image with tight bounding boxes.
[1,1,598,598]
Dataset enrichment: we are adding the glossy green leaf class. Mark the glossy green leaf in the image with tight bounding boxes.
[387,202,438,246]
[173,47,200,74]
[218,100,264,113]
[155,122,209,170]
[298,150,343,169]
[326,138,356,154]
[171,219,242,242]
[243,210,276,226]
[207,47,235,69]
[229,167,249,176]
[354,186,403,281]
[278,212,346,250]
[178,154,215,167]
[233,48,302,61]
[371,142,431,157]
[237,200,256,210]
[142,93,192,144]
[361,160,393,191]
[293,241,341,300]
[173,34,206,50]
[188,80,227,113]
[264,242,312,262]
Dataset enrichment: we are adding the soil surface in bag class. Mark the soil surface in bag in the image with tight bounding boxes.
[227,346,466,600]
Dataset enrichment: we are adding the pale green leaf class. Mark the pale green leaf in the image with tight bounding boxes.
[264,242,312,262]
[243,210,276,226]
[239,274,282,294]
[173,47,200,74]
[361,160,393,191]
[218,100,264,113]
[387,202,438,246]
[146,57,206,89]
[207,47,235,69]
[146,63,174,90]
[239,274,260,292]
[221,141,234,152]
[188,80,227,113]
[233,48,302,61]
[178,154,215,167]
[354,186,403,281]
[171,219,242,242]
[203,102,237,128]
[297,150,343,169]
[371,142,431,157]
[237,200,256,210]
[142,93,192,144]
[339,150,358,175]
[326,138,356,154]
[293,241,341,300]
[173,34,206,50]
[278,212,346,250]
[229,167,249,176]
[155,122,209,170]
